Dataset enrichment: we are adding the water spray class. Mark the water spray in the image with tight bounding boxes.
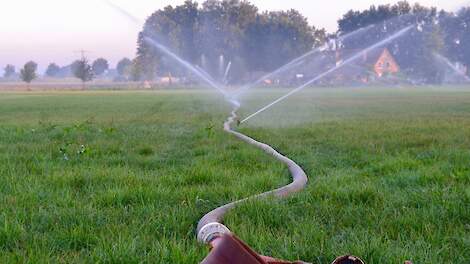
[104,2,311,262]
[240,25,414,124]
[143,37,231,99]
[195,65,221,86]
[231,24,375,99]
[105,2,415,263]
[103,0,235,105]
[223,61,232,84]
[433,52,470,82]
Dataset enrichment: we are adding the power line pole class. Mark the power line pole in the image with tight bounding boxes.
[74,50,92,59]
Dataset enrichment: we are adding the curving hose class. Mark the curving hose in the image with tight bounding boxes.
[196,105,308,246]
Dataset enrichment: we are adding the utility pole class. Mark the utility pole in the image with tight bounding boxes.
[74,50,92,59]
[73,50,93,90]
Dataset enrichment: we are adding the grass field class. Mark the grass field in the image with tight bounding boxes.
[0,88,469,263]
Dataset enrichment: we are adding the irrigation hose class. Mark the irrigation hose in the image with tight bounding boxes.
[196,106,308,245]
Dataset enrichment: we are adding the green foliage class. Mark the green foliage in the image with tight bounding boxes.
[337,2,439,35]
[45,63,60,77]
[91,58,109,76]
[440,8,470,71]
[336,2,454,83]
[116,57,132,79]
[3,64,15,78]
[72,58,94,86]
[0,88,468,263]
[244,9,324,73]
[20,61,37,84]
[136,0,326,81]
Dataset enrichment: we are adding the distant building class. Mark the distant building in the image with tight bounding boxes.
[260,47,402,86]
[336,48,400,78]
[309,47,401,85]
[371,48,400,77]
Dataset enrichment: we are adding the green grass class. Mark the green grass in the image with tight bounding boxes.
[0,88,468,263]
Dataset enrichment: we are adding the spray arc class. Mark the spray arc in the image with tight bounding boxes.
[104,2,312,262]
[103,2,309,262]
[240,25,414,124]
[105,2,419,263]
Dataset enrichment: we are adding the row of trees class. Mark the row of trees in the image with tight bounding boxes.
[44,58,109,78]
[4,1,470,85]
[1,62,38,88]
[2,57,137,85]
[3,58,110,79]
[336,1,470,83]
[134,0,326,83]
[133,0,470,84]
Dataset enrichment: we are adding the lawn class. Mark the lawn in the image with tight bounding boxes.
[0,88,468,263]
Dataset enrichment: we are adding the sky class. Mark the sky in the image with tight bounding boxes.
[0,0,467,75]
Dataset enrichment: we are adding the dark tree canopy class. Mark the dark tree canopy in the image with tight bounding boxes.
[45,63,61,77]
[440,8,470,69]
[20,61,38,84]
[135,0,326,82]
[335,1,469,83]
[116,58,132,78]
[244,10,325,73]
[92,58,109,76]
[3,64,16,78]
[338,1,419,35]
[73,58,94,86]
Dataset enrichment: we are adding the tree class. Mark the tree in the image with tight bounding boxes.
[72,58,94,89]
[92,58,109,76]
[129,58,143,81]
[45,63,61,77]
[244,10,324,73]
[3,64,15,78]
[135,0,325,82]
[337,1,417,35]
[336,1,447,83]
[117,58,132,79]
[20,61,38,90]
[440,8,470,72]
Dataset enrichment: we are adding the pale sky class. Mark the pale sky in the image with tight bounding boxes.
[0,0,467,74]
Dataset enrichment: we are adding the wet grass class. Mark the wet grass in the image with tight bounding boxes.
[0,88,468,263]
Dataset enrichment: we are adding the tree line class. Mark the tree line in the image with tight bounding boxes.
[131,0,470,84]
[3,0,470,85]
[2,57,137,87]
[336,1,470,83]
[133,0,326,83]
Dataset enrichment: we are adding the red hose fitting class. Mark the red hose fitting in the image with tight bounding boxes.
[201,234,309,264]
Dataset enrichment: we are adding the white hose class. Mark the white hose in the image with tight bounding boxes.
[196,106,309,244]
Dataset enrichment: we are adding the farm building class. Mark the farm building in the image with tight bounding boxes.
[257,47,402,86]
[335,47,400,78]
[368,48,400,77]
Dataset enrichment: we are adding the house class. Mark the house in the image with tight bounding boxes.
[316,47,399,84]
[371,48,400,77]
[260,47,401,86]
[336,48,400,77]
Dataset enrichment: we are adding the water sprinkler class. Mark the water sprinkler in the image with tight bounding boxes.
[105,2,416,263]
[240,25,414,124]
